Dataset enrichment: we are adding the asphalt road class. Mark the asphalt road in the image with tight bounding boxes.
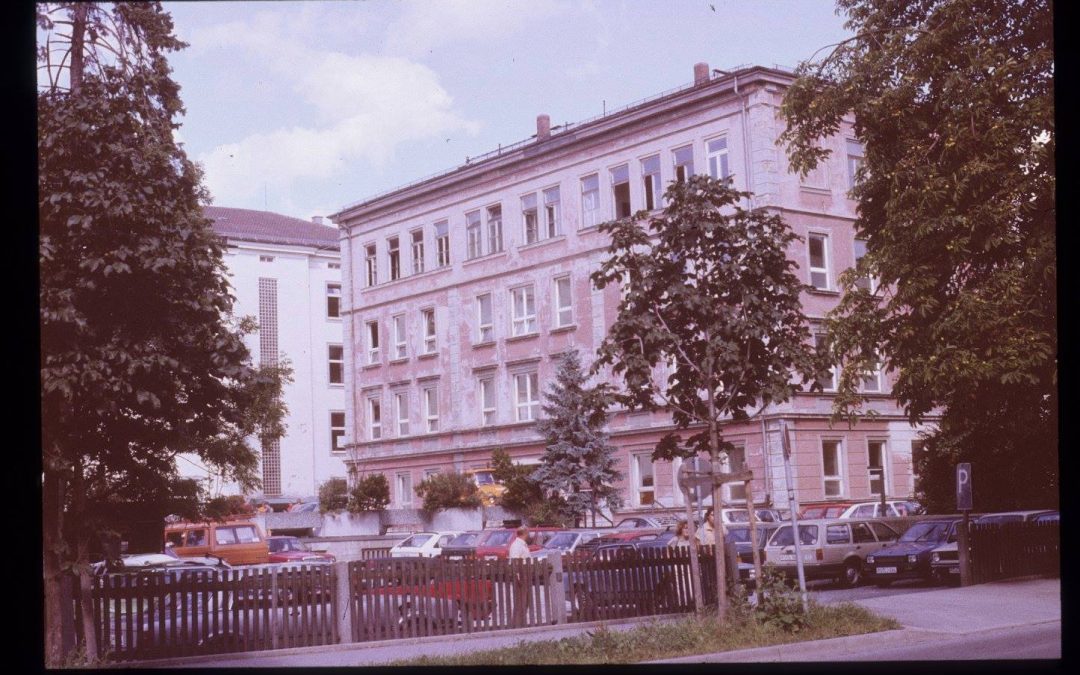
[806,577,946,604]
[866,623,1061,660]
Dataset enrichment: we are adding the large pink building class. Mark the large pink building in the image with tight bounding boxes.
[330,64,933,520]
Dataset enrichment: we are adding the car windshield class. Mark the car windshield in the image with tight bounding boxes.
[900,522,953,543]
[472,471,495,485]
[726,510,751,523]
[482,531,513,547]
[448,532,480,546]
[399,534,435,548]
[545,532,577,550]
[726,527,771,544]
[269,537,304,553]
[802,507,825,519]
[770,525,818,546]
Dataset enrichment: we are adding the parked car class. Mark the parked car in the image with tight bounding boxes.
[632,531,678,551]
[164,519,269,565]
[390,531,463,558]
[473,527,561,560]
[718,507,782,525]
[763,518,901,587]
[267,535,336,564]
[574,529,665,557]
[837,500,921,519]
[533,530,605,559]
[865,518,960,586]
[727,524,778,584]
[463,468,507,506]
[800,502,856,520]
[93,553,233,577]
[614,516,666,529]
[929,510,1057,583]
[439,531,485,560]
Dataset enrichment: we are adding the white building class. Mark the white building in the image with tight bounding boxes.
[176,206,348,499]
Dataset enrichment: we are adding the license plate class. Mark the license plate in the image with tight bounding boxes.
[779,554,795,562]
[949,567,959,574]
[876,566,898,574]
[448,555,462,560]
[485,556,498,561]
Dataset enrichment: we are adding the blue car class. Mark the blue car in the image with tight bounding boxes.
[865,518,960,587]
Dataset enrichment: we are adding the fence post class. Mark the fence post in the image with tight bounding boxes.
[334,561,352,644]
[270,568,280,650]
[547,554,566,625]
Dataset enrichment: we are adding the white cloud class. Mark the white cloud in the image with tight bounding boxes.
[384,0,563,58]
[188,7,479,211]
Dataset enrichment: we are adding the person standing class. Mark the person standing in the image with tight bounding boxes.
[668,520,695,550]
[509,525,532,559]
[508,525,531,627]
[699,508,717,546]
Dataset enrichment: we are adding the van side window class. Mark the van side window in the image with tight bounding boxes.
[165,532,184,548]
[215,527,238,545]
[852,522,876,543]
[234,525,260,543]
[854,504,875,518]
[826,525,851,544]
[185,529,207,546]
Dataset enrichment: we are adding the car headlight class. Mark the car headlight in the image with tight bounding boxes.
[931,552,940,563]
[866,555,874,564]
[908,554,918,563]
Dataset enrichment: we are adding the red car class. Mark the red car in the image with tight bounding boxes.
[473,528,562,560]
[266,535,336,564]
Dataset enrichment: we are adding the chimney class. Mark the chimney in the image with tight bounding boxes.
[536,114,551,141]
[312,216,325,225]
[694,62,710,85]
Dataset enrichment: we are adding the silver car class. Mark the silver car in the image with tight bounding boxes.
[763,518,900,587]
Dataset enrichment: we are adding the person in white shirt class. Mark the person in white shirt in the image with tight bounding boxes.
[509,525,531,559]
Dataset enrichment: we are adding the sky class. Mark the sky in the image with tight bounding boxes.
[164,0,852,221]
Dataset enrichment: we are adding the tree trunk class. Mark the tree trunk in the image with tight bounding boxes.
[42,468,66,668]
[76,533,99,661]
[70,3,87,95]
[704,380,727,621]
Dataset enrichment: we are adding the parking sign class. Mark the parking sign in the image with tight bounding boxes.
[956,463,972,511]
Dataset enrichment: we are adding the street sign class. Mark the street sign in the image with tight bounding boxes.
[677,463,752,490]
[956,462,972,511]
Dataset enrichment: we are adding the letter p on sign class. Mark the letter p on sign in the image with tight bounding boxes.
[956,462,972,511]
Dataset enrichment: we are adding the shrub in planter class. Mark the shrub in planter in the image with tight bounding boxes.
[415,472,481,513]
[348,473,390,513]
[318,477,349,513]
[753,564,807,632]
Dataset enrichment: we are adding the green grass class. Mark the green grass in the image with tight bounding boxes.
[384,603,901,665]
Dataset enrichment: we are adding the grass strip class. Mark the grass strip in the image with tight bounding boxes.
[385,603,901,665]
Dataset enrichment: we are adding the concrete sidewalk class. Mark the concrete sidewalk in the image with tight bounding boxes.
[651,577,1061,663]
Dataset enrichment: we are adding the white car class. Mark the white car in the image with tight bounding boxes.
[837,500,920,519]
[719,507,781,525]
[929,509,1056,582]
[389,531,462,558]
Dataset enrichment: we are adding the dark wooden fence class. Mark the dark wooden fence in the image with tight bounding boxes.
[969,521,1059,584]
[91,565,336,661]
[359,547,394,560]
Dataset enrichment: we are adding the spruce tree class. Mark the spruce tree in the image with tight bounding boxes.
[533,350,623,525]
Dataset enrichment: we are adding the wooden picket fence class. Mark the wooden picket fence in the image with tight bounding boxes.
[91,565,336,661]
[359,547,394,560]
[347,556,557,642]
[969,520,1059,584]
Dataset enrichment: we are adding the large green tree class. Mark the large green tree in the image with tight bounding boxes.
[533,349,623,526]
[779,0,1056,512]
[592,175,823,619]
[39,3,288,664]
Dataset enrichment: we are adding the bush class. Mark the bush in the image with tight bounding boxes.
[753,565,807,633]
[319,477,349,513]
[415,472,481,513]
[349,473,390,512]
[204,494,251,521]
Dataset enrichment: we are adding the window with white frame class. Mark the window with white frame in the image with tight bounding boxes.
[673,145,694,182]
[466,210,482,259]
[365,244,378,286]
[543,186,560,237]
[422,384,439,432]
[411,229,425,275]
[813,332,837,391]
[476,293,494,343]
[853,239,877,293]
[387,236,401,281]
[868,440,887,497]
[394,391,409,436]
[479,376,496,426]
[610,164,631,219]
[632,453,655,505]
[486,204,503,253]
[581,174,600,229]
[330,411,345,451]
[514,371,540,422]
[366,320,380,364]
[706,136,730,181]
[846,139,865,191]
[860,356,882,393]
[396,472,413,507]
[822,440,843,497]
[367,395,382,440]
[392,314,407,359]
[554,275,573,327]
[328,344,344,385]
[434,220,450,267]
[722,445,747,502]
[421,308,437,354]
[808,233,830,290]
[522,193,539,245]
[510,285,537,336]
[326,283,341,319]
[641,154,661,210]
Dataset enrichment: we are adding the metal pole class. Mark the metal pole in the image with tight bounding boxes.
[780,421,809,613]
[958,511,972,587]
[744,478,764,604]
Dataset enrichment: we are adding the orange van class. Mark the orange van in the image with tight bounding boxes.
[163,519,270,565]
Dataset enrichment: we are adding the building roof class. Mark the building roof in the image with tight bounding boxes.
[205,206,341,250]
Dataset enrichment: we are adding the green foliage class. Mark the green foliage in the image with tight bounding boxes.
[533,350,623,523]
[348,474,390,513]
[415,472,482,513]
[318,477,350,514]
[780,0,1056,506]
[491,449,570,526]
[592,175,824,461]
[204,495,251,521]
[753,566,806,633]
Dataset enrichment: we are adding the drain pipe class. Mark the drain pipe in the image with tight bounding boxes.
[735,73,754,210]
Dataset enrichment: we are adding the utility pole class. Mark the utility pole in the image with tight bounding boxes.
[780,420,809,613]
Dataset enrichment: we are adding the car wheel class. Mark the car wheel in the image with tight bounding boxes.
[841,560,862,588]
